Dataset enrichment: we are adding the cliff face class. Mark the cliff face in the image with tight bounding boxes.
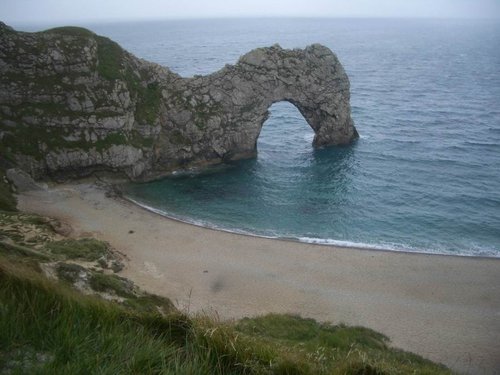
[0,22,357,180]
[0,23,168,179]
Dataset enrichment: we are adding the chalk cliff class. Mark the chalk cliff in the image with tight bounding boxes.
[0,22,358,180]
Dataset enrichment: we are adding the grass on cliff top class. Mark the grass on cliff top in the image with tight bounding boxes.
[0,251,451,374]
[42,26,95,38]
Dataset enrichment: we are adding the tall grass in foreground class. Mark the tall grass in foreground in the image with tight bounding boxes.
[0,253,451,374]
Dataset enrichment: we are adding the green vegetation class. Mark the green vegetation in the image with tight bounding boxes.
[42,26,95,38]
[135,81,162,124]
[0,211,172,318]
[130,130,155,148]
[237,314,388,351]
[0,256,190,374]
[94,132,128,151]
[54,262,86,283]
[0,168,16,212]
[0,186,450,374]
[0,211,57,247]
[170,130,192,146]
[94,35,162,124]
[53,262,175,315]
[44,238,110,261]
[0,240,50,263]
[0,212,117,266]
[0,213,451,374]
[96,35,124,80]
[123,293,176,315]
[0,254,452,374]
[235,315,450,373]
[117,67,162,125]
[89,272,135,298]
[0,121,154,161]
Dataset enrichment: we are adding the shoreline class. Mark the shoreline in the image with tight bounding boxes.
[17,181,500,374]
[123,195,499,260]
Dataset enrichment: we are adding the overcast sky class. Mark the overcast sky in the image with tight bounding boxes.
[1,0,499,25]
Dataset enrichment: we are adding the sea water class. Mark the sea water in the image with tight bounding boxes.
[22,18,500,256]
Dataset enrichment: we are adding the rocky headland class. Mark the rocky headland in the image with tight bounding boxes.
[0,22,357,181]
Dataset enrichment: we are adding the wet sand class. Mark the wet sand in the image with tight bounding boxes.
[18,182,500,374]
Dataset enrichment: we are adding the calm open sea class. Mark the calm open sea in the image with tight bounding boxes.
[23,18,500,256]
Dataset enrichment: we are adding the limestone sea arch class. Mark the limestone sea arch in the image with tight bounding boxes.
[0,22,358,180]
[163,44,359,164]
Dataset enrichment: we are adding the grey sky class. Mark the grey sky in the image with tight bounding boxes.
[1,0,499,25]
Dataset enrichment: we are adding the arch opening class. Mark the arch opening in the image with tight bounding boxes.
[256,101,315,159]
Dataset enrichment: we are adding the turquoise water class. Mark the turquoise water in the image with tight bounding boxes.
[26,19,500,256]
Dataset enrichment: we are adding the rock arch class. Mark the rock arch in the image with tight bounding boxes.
[0,22,358,180]
[158,44,358,168]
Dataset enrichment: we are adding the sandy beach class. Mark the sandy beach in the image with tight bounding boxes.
[18,181,500,374]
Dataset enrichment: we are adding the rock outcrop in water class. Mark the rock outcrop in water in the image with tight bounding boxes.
[0,22,358,180]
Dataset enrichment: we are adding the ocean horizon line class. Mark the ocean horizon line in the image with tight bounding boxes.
[9,16,499,30]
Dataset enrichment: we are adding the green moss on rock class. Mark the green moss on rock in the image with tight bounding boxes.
[96,36,124,81]
[94,36,161,125]
[170,130,192,146]
[135,82,161,124]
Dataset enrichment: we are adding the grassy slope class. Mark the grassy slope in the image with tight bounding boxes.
[0,254,452,375]
[0,181,451,374]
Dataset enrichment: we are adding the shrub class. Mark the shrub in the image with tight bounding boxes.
[44,238,110,261]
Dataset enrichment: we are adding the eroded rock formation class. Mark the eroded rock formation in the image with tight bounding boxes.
[0,22,358,180]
